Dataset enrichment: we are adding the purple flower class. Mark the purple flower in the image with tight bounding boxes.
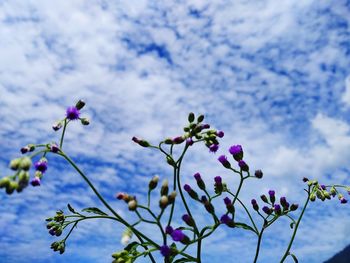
[229,145,243,161]
[268,190,275,197]
[209,144,219,153]
[182,214,194,226]
[20,147,29,154]
[220,214,231,224]
[223,197,232,206]
[186,138,194,146]
[238,160,249,172]
[50,144,59,153]
[184,184,191,192]
[193,173,201,181]
[30,177,41,187]
[171,229,185,242]
[165,226,173,235]
[251,199,257,206]
[214,176,222,184]
[340,197,347,204]
[66,106,80,120]
[262,206,271,215]
[34,160,48,173]
[216,130,224,138]
[160,245,171,257]
[218,155,231,168]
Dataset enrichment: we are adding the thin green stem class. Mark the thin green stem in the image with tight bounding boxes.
[253,222,266,263]
[59,119,68,149]
[280,190,310,262]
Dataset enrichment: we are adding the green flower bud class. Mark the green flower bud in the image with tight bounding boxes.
[164,138,174,144]
[0,177,11,188]
[148,175,159,191]
[310,193,316,202]
[9,158,21,170]
[160,179,169,196]
[6,181,18,194]
[188,112,195,123]
[168,191,177,204]
[128,200,137,211]
[19,157,32,171]
[75,99,86,110]
[80,118,90,125]
[159,195,169,209]
[197,115,204,123]
[323,191,331,200]
[166,156,176,167]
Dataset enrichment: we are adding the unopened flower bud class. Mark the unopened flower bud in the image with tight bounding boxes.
[52,121,63,131]
[128,200,137,211]
[197,115,204,123]
[168,191,177,204]
[310,193,316,201]
[20,146,30,154]
[9,158,21,170]
[188,112,195,123]
[75,99,86,110]
[216,130,224,138]
[290,204,299,211]
[254,170,263,179]
[330,187,337,197]
[218,155,231,169]
[164,138,174,144]
[30,177,41,187]
[209,144,219,153]
[323,191,331,200]
[132,137,150,147]
[204,201,215,214]
[6,181,18,194]
[186,138,194,146]
[50,144,60,153]
[149,175,159,191]
[238,160,249,172]
[302,177,309,182]
[260,194,269,203]
[0,177,11,188]
[159,195,169,209]
[20,157,32,171]
[194,173,206,190]
[268,190,275,204]
[274,204,282,215]
[182,214,195,227]
[173,136,185,144]
[262,206,272,215]
[214,176,223,193]
[160,179,169,196]
[80,118,90,125]
[166,156,176,167]
[251,199,259,211]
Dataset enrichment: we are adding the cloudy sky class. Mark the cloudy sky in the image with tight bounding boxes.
[0,0,350,262]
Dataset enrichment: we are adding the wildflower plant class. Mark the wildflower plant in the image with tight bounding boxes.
[0,100,349,263]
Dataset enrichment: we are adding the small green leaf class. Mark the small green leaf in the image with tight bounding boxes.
[67,204,77,214]
[124,241,139,252]
[81,207,108,216]
[234,222,256,232]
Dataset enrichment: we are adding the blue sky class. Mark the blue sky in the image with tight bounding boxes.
[0,0,350,262]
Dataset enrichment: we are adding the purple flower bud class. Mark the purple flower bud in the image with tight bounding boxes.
[260,194,268,203]
[229,145,243,161]
[194,173,201,181]
[218,155,231,168]
[238,160,249,172]
[184,184,191,192]
[160,245,171,257]
[132,137,150,147]
[52,121,62,131]
[216,130,224,138]
[251,199,257,205]
[201,124,210,129]
[34,160,48,173]
[214,176,222,184]
[340,197,348,204]
[171,229,185,242]
[320,184,326,190]
[254,170,263,179]
[49,229,56,236]
[201,195,208,203]
[66,106,80,120]
[186,138,194,146]
[268,190,275,204]
[173,136,185,144]
[280,197,287,206]
[274,204,282,215]
[268,190,275,197]
[165,226,173,235]
[182,214,194,227]
[262,206,271,215]
[220,214,231,224]
[209,144,219,153]
[251,199,259,211]
[224,197,232,206]
[302,177,309,182]
[30,177,41,187]
[50,144,59,153]
[20,147,29,154]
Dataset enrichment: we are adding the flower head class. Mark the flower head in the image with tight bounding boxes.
[254,170,263,179]
[216,130,224,138]
[184,184,192,192]
[30,177,41,187]
[194,173,201,181]
[223,197,232,206]
[262,206,271,215]
[66,106,80,120]
[214,176,222,184]
[209,144,219,153]
[35,159,48,173]
[220,214,231,224]
[218,155,231,168]
[171,229,185,242]
[160,245,171,257]
[165,226,174,235]
[229,145,243,161]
